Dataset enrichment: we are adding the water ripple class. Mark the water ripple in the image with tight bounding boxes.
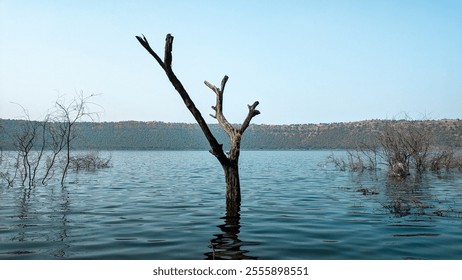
[1,150,461,259]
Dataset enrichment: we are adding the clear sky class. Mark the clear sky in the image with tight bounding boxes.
[1,0,461,124]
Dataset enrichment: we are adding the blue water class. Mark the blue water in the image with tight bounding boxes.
[1,150,461,259]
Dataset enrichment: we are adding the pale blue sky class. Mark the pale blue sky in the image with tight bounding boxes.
[1,0,461,124]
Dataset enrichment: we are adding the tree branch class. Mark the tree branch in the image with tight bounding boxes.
[136,34,229,165]
[240,101,260,133]
[164,33,173,68]
[136,34,165,70]
[204,76,236,137]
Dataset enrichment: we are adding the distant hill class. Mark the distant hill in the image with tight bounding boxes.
[1,119,461,151]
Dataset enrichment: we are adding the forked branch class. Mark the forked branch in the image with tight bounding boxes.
[204,76,260,136]
[241,101,260,133]
[135,34,165,70]
[136,33,229,165]
[135,33,174,71]
[204,76,235,137]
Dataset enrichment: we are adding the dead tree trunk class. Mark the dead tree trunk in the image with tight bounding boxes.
[136,34,260,207]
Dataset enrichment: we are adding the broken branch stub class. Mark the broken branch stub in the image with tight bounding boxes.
[164,33,173,68]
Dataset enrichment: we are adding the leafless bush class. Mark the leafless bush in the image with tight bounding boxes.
[378,119,462,177]
[327,117,461,177]
[324,153,347,171]
[346,145,379,172]
[346,151,365,172]
[8,106,50,187]
[69,151,111,171]
[51,93,101,184]
[429,148,462,172]
[378,118,437,177]
[0,93,105,187]
[379,119,462,177]
[325,148,378,173]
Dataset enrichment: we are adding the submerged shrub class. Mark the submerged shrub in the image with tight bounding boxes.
[69,151,111,171]
[327,119,462,178]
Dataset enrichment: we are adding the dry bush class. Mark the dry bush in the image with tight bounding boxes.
[379,120,432,177]
[69,151,111,171]
[326,118,461,177]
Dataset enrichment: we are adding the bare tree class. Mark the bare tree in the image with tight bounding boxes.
[11,106,49,187]
[1,93,101,187]
[379,121,412,177]
[15,119,36,186]
[136,34,260,209]
[41,119,66,185]
[52,93,99,185]
[379,120,432,177]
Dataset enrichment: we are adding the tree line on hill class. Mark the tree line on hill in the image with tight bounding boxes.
[1,118,461,151]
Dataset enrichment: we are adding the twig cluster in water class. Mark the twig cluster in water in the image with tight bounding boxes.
[69,151,112,171]
[0,93,107,187]
[325,118,462,178]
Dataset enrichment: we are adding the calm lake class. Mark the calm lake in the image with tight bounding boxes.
[1,150,461,259]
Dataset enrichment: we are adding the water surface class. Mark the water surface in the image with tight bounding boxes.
[1,151,461,259]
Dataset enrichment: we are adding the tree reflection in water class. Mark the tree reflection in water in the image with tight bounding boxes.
[205,204,258,260]
[382,175,434,217]
[13,185,71,258]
